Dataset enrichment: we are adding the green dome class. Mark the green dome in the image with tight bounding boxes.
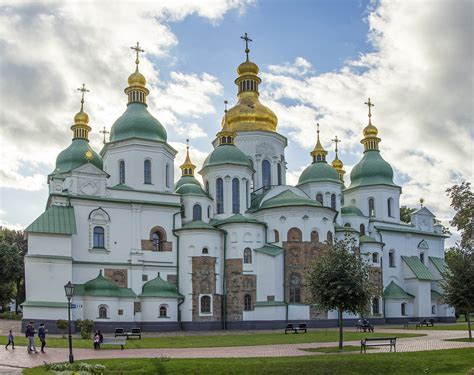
[349,150,395,189]
[341,205,364,216]
[81,271,135,297]
[84,271,118,293]
[140,274,182,298]
[298,162,340,185]
[110,102,167,143]
[201,144,251,170]
[175,182,207,196]
[52,139,103,175]
[174,175,201,191]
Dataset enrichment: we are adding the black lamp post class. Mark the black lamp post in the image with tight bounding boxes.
[64,281,75,364]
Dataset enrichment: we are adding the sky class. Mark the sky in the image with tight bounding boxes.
[0,0,472,245]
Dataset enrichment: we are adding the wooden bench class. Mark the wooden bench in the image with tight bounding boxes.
[100,337,126,350]
[114,328,141,339]
[284,323,307,334]
[356,324,374,333]
[404,321,421,329]
[284,323,295,334]
[421,318,435,327]
[360,337,396,353]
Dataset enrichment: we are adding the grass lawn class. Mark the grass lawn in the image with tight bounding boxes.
[444,337,474,343]
[10,331,423,349]
[417,323,470,331]
[23,348,474,374]
[301,345,372,353]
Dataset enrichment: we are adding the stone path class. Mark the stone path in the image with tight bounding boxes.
[0,329,472,370]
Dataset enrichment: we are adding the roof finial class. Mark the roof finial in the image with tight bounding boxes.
[310,123,328,162]
[240,32,252,61]
[180,138,196,176]
[332,135,341,156]
[130,41,145,70]
[100,126,110,144]
[77,83,89,112]
[364,97,374,125]
[224,100,229,113]
[420,198,424,208]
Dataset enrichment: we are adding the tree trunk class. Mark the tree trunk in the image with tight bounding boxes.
[338,308,343,349]
[466,313,472,341]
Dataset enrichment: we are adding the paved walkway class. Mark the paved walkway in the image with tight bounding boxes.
[0,329,472,370]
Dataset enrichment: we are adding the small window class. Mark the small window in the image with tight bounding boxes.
[372,298,379,315]
[360,224,366,236]
[387,198,394,217]
[216,178,224,214]
[401,302,407,316]
[372,252,379,263]
[262,160,271,188]
[165,163,170,188]
[311,230,319,243]
[277,163,282,185]
[202,247,209,255]
[93,226,105,248]
[369,198,375,217]
[159,305,168,318]
[420,252,425,264]
[243,248,252,264]
[246,180,249,208]
[431,305,436,314]
[244,294,252,311]
[98,306,108,319]
[118,309,123,316]
[193,204,202,221]
[331,194,336,210]
[207,205,211,219]
[389,250,395,267]
[316,193,324,205]
[274,229,280,243]
[142,275,148,282]
[205,181,209,194]
[232,178,240,214]
[200,295,211,314]
[289,273,301,303]
[144,159,152,184]
[344,223,351,227]
[288,227,302,242]
[327,231,333,243]
[119,160,125,184]
[152,231,162,252]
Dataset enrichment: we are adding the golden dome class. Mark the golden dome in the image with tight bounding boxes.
[128,68,146,87]
[332,157,343,169]
[363,122,378,137]
[74,109,89,124]
[237,61,259,76]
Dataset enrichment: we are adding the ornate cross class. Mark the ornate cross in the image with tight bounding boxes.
[316,123,320,138]
[332,135,341,153]
[186,138,190,151]
[99,126,110,144]
[77,83,89,109]
[131,42,145,66]
[364,97,374,119]
[240,33,252,60]
[224,100,229,113]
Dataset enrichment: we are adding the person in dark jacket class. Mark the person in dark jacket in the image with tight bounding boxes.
[38,323,47,353]
[5,330,14,350]
[25,322,37,353]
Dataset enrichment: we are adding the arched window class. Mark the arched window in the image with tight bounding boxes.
[243,248,252,264]
[401,302,407,316]
[200,295,211,314]
[205,181,209,194]
[244,294,252,311]
[144,159,152,184]
[216,178,224,214]
[193,204,202,221]
[159,305,168,318]
[262,160,271,188]
[344,223,351,227]
[152,231,162,252]
[331,193,336,210]
[387,198,394,217]
[368,198,375,216]
[274,229,280,243]
[246,180,249,208]
[289,273,301,303]
[360,224,366,236]
[202,247,209,255]
[93,226,105,248]
[311,230,319,243]
[316,193,324,205]
[98,305,108,319]
[207,205,211,218]
[389,250,395,267]
[327,231,333,243]
[431,305,436,314]
[372,252,379,263]
[119,160,125,184]
[277,163,282,185]
[232,178,240,214]
[372,298,380,314]
[287,227,302,242]
[165,164,170,188]
[420,252,425,264]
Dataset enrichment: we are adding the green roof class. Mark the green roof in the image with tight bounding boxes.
[250,189,322,212]
[431,289,444,300]
[109,102,167,143]
[429,256,447,275]
[26,206,77,235]
[335,223,359,233]
[341,205,365,217]
[200,144,251,171]
[175,182,207,196]
[254,244,284,257]
[348,150,398,190]
[51,139,103,176]
[255,301,287,307]
[21,301,69,308]
[298,161,340,185]
[74,271,136,298]
[177,220,220,231]
[174,175,202,191]
[374,225,449,238]
[140,274,182,298]
[402,256,437,280]
[213,214,264,226]
[110,184,134,191]
[383,281,415,299]
[359,235,383,244]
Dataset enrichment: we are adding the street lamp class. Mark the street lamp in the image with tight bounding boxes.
[64,281,75,364]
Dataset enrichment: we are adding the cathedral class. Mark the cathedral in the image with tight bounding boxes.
[22,39,454,332]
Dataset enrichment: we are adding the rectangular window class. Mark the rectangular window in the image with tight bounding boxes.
[142,275,148,282]
[134,302,141,313]
[118,309,123,316]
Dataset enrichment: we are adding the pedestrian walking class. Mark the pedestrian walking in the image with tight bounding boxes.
[5,330,14,350]
[25,321,38,354]
[38,323,47,353]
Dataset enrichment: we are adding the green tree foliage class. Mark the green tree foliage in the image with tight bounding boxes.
[75,319,95,339]
[446,181,474,249]
[56,319,68,338]
[400,206,417,223]
[306,237,372,349]
[0,241,22,310]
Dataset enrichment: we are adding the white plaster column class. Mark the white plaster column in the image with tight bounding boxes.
[255,154,262,191]
[272,156,279,185]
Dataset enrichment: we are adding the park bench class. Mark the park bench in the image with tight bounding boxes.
[284,323,307,334]
[100,337,126,350]
[421,318,435,327]
[114,327,142,339]
[356,323,374,333]
[360,337,396,353]
[404,321,421,329]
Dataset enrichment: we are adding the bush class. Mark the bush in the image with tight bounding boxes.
[44,361,106,374]
[56,319,68,338]
[0,311,22,320]
[75,319,94,339]
[466,368,474,375]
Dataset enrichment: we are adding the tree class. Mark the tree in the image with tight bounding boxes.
[446,182,474,249]
[56,320,69,338]
[0,241,23,311]
[400,206,416,223]
[307,237,372,349]
[441,246,474,340]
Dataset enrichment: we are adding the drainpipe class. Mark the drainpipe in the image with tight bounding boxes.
[378,229,386,320]
[172,209,183,330]
[221,229,228,330]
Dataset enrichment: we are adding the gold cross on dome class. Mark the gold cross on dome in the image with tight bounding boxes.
[99,126,110,144]
[240,32,252,60]
[364,97,374,118]
[77,83,90,108]
[224,100,229,113]
[332,135,341,153]
[131,42,145,66]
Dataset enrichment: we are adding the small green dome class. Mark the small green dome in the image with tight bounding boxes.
[174,175,201,191]
[201,144,251,170]
[84,271,118,293]
[110,103,167,143]
[298,162,340,185]
[52,139,103,175]
[140,274,181,298]
[341,205,364,216]
[175,183,207,196]
[349,150,395,189]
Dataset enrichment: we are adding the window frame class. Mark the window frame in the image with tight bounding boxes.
[119,160,125,184]
[93,226,105,248]
[289,273,301,303]
[243,248,252,264]
[144,159,152,184]
[216,178,224,214]
[244,294,252,311]
[192,203,202,221]
[232,177,240,214]
[199,294,212,316]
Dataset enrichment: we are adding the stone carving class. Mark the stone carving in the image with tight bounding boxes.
[104,268,127,288]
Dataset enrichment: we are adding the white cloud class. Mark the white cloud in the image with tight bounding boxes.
[261,0,473,230]
[267,57,313,76]
[175,123,208,139]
